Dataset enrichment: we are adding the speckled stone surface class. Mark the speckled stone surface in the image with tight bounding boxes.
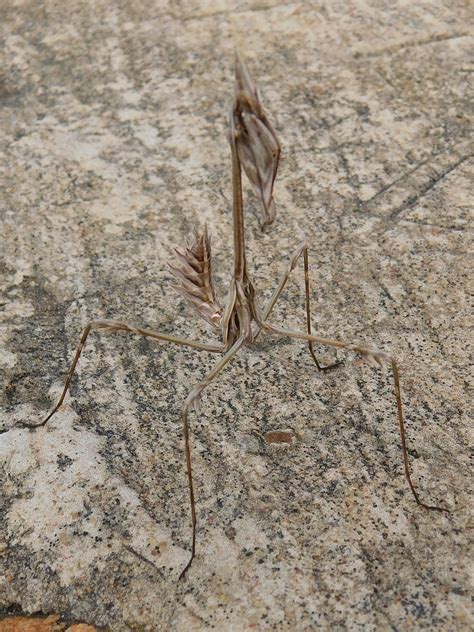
[0,1,472,630]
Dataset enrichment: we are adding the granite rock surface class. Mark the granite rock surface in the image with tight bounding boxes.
[0,1,472,630]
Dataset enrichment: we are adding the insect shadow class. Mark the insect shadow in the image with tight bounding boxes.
[22,53,450,579]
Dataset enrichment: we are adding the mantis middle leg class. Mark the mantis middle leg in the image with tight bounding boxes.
[255,242,341,371]
[21,319,224,429]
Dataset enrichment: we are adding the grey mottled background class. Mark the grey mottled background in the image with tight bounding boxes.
[0,1,472,630]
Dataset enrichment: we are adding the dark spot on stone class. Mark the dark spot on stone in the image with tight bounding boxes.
[56,453,74,471]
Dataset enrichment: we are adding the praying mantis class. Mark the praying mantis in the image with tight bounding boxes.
[22,53,449,580]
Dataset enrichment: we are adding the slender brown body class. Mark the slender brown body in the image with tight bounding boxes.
[23,53,449,580]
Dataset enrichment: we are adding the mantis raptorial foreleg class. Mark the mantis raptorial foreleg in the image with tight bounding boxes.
[21,319,224,429]
[260,320,450,513]
[254,242,341,371]
[179,335,246,580]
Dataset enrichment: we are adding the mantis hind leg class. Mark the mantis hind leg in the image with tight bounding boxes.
[259,318,450,514]
[179,336,246,580]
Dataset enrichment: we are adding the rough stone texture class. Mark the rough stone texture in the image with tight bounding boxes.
[0,1,472,630]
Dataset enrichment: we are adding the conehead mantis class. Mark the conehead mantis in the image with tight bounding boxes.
[23,53,450,580]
